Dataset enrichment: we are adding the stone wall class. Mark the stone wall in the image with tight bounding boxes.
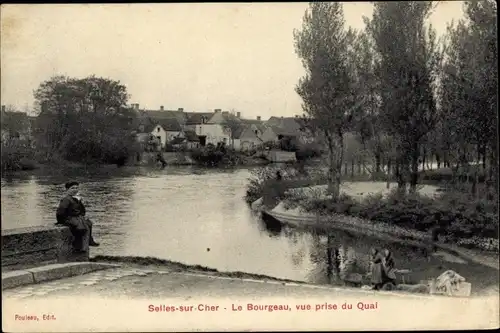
[264,150,297,163]
[1,225,88,270]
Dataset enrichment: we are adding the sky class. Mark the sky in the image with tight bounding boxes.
[1,2,465,119]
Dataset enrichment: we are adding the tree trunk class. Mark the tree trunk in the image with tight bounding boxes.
[395,156,406,194]
[351,160,354,178]
[326,132,342,200]
[386,158,392,189]
[436,153,441,169]
[409,142,419,194]
[375,153,381,173]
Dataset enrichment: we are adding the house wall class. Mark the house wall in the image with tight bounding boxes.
[193,124,231,146]
[166,131,183,143]
[233,128,263,151]
[261,128,278,143]
[151,125,168,148]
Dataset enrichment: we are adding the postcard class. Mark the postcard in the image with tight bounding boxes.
[1,2,498,332]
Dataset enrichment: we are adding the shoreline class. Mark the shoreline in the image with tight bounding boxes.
[258,202,499,270]
[90,255,309,284]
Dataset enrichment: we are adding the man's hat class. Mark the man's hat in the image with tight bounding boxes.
[65,181,79,189]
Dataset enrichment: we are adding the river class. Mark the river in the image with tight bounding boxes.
[1,166,498,294]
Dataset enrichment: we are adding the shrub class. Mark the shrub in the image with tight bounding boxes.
[292,187,498,244]
[1,138,38,171]
[244,165,307,205]
[295,143,323,161]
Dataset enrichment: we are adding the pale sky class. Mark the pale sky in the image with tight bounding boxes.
[1,2,464,119]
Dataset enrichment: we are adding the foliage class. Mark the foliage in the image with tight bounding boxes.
[294,2,363,199]
[1,138,38,171]
[190,142,231,167]
[438,0,498,193]
[32,75,138,165]
[364,2,443,193]
[288,188,498,246]
[244,164,314,205]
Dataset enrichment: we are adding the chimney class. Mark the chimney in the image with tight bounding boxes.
[214,109,221,113]
[160,106,164,111]
[257,116,261,121]
[236,112,241,118]
[134,104,140,110]
[178,108,184,112]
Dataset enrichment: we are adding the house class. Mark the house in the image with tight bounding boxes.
[260,125,298,143]
[185,109,231,147]
[184,130,201,149]
[168,129,201,150]
[232,124,263,151]
[148,118,183,149]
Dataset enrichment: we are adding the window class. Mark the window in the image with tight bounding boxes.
[157,127,160,132]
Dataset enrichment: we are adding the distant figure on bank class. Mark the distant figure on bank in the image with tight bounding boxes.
[56,181,100,252]
[382,248,397,286]
[276,170,282,181]
[156,153,167,169]
[369,248,384,290]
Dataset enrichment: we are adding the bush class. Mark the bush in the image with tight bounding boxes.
[294,187,498,243]
[1,138,38,171]
[420,165,487,183]
[244,165,307,205]
[295,143,323,161]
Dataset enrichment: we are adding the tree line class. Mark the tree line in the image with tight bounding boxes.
[31,75,139,166]
[294,1,497,199]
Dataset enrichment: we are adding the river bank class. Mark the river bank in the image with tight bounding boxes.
[259,202,499,271]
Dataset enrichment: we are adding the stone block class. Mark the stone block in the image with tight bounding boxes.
[28,263,75,283]
[2,225,89,269]
[1,270,34,290]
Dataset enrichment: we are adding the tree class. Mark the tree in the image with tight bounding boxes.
[33,75,137,165]
[364,1,443,193]
[294,2,364,199]
[439,0,498,194]
[224,109,243,149]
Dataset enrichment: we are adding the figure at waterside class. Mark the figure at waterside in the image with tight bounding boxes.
[56,181,100,252]
[369,248,385,290]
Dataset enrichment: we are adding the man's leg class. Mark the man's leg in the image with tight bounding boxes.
[85,218,100,246]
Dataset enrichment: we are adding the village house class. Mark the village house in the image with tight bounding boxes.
[262,115,317,147]
[232,124,263,151]
[185,109,231,147]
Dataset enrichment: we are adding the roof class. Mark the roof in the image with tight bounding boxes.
[170,137,185,145]
[185,112,214,125]
[184,130,199,142]
[157,118,182,132]
[264,116,304,136]
[269,125,297,137]
[141,110,188,123]
[240,118,263,125]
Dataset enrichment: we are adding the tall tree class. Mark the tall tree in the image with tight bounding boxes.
[365,1,443,193]
[294,2,364,199]
[439,0,498,194]
[33,75,137,164]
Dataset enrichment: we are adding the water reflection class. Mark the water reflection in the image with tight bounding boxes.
[1,166,498,294]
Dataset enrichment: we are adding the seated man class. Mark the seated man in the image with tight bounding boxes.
[56,181,100,252]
